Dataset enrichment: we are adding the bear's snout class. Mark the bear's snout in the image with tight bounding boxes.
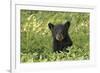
[56,33,64,41]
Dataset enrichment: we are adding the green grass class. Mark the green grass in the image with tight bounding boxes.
[20,10,90,63]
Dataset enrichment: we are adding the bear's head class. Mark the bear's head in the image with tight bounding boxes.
[48,21,71,42]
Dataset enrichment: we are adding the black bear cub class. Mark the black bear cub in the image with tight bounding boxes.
[48,21,72,52]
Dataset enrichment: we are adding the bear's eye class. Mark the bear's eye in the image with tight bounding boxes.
[59,31,63,34]
[61,31,65,35]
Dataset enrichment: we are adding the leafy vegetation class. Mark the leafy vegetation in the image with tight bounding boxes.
[20,10,90,63]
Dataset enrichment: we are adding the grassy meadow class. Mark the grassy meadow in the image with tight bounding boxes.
[20,10,90,63]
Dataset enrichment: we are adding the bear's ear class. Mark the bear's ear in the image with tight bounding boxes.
[48,23,54,30]
[64,21,70,30]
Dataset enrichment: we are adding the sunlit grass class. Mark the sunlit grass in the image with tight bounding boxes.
[20,10,89,63]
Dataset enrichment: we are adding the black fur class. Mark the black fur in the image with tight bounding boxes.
[48,21,72,52]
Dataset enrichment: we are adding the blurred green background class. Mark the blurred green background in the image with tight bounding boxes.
[20,10,90,63]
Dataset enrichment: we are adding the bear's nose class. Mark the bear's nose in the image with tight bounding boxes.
[56,34,64,41]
